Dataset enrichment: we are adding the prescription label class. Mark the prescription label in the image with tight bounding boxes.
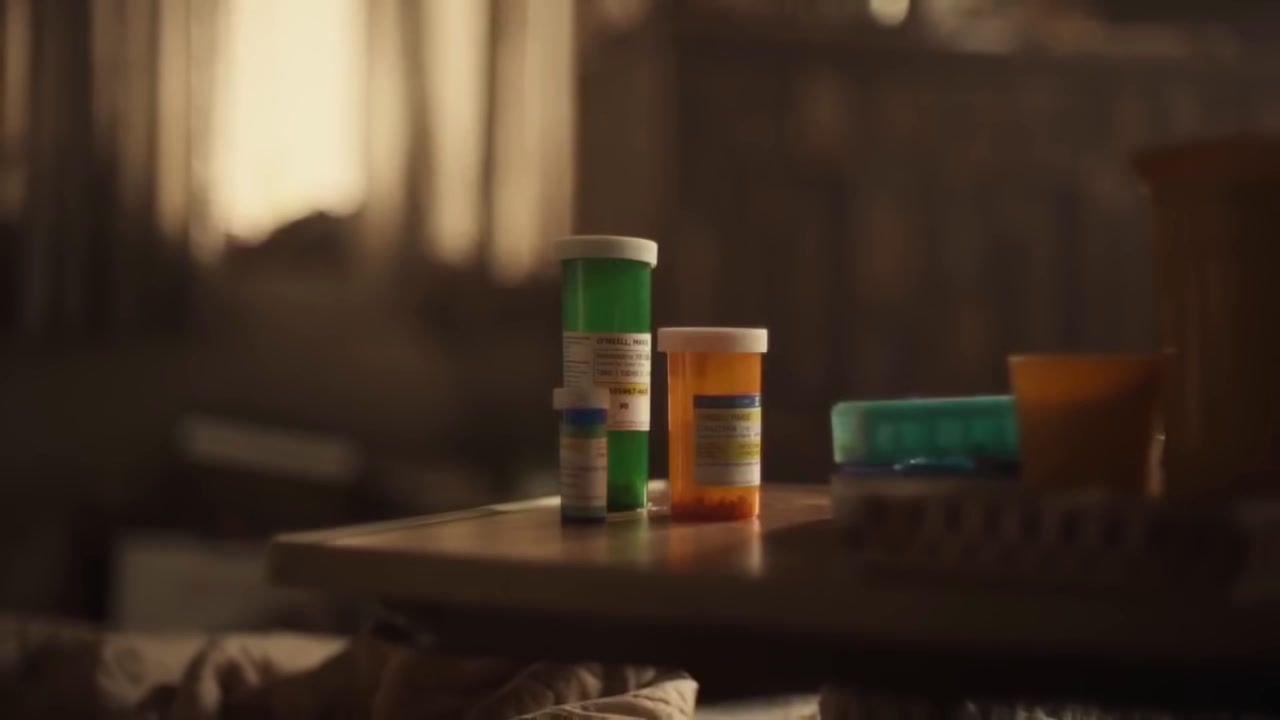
[563,332,651,431]
[693,394,762,487]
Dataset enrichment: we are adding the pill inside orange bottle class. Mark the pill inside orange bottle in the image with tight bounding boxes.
[657,328,768,521]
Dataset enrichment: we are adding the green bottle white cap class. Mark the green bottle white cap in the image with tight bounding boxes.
[555,235,658,267]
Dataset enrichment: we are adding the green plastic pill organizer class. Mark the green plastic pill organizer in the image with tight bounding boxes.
[831,395,1019,467]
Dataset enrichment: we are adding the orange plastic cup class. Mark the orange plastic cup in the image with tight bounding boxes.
[1009,354,1159,495]
[658,328,768,521]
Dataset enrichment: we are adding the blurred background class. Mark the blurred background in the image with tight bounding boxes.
[2,0,1280,632]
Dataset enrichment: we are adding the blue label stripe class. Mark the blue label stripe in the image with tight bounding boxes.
[561,408,608,425]
[693,394,761,410]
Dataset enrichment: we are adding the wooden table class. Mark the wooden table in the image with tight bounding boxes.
[270,484,1280,710]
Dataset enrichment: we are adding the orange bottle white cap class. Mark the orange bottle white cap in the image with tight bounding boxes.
[657,327,768,354]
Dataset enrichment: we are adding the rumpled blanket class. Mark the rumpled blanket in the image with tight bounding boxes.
[0,615,697,719]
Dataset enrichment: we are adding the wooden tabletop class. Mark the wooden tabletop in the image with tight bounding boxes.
[270,484,1280,709]
[270,484,831,620]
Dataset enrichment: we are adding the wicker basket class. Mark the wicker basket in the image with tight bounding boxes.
[831,474,1280,598]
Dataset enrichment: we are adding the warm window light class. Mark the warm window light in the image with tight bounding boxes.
[490,0,575,283]
[1,0,30,216]
[869,0,911,26]
[155,0,191,241]
[421,0,490,266]
[205,0,572,281]
[209,0,366,251]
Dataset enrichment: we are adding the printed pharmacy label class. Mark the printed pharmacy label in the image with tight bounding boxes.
[693,394,762,487]
[559,427,607,517]
[562,332,651,431]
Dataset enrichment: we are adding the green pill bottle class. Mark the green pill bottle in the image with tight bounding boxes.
[556,235,657,512]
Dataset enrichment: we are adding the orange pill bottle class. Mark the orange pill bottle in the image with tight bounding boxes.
[657,328,768,521]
